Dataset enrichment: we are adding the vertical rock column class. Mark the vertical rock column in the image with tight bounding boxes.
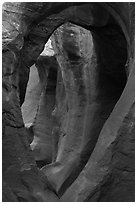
[53,23,96,164]
[42,23,107,194]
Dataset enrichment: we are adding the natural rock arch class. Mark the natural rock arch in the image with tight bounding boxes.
[2,2,134,202]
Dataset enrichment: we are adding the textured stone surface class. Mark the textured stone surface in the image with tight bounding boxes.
[2,2,134,202]
[2,47,59,202]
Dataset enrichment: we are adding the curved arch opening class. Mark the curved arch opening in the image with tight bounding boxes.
[21,3,128,196]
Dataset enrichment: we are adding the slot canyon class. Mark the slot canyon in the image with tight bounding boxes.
[2,2,135,202]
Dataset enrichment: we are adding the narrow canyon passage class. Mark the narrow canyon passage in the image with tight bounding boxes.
[2,2,134,202]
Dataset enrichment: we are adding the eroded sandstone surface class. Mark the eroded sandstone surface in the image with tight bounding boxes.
[2,2,135,202]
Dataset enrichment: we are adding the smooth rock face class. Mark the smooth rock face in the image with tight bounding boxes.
[2,2,134,202]
[61,70,135,202]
